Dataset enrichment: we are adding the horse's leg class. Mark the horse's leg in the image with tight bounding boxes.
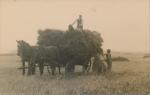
[30,59,33,75]
[47,64,51,75]
[39,62,44,76]
[27,61,31,76]
[38,63,42,75]
[22,60,25,75]
[27,62,30,76]
[34,63,36,74]
[51,64,56,76]
[32,62,36,75]
[58,64,61,75]
[42,63,44,75]
[30,57,36,75]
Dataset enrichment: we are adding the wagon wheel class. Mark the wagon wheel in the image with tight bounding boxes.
[65,62,71,74]
[65,62,75,74]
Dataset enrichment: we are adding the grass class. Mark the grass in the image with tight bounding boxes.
[0,52,150,95]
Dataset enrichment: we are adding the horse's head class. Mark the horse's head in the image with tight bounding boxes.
[16,40,31,56]
[16,40,23,56]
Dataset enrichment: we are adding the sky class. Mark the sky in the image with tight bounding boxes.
[0,0,150,53]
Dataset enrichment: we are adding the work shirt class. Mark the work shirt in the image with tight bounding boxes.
[106,53,112,62]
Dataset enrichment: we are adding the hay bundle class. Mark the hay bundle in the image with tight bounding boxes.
[37,29,104,72]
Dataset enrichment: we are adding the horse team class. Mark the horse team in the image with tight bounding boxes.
[17,40,111,76]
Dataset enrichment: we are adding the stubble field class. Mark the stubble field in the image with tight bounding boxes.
[0,52,150,95]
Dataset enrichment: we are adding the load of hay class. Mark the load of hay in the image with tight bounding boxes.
[37,29,104,73]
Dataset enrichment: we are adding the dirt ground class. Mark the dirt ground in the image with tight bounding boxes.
[0,52,150,95]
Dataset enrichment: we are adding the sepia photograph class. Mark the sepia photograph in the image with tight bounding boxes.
[0,0,150,95]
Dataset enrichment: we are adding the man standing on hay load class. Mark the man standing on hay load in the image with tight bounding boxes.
[72,15,83,32]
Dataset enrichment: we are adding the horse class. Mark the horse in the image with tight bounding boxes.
[33,45,61,76]
[16,40,34,75]
[17,40,61,76]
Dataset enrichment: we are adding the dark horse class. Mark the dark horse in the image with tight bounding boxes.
[33,45,61,75]
[16,40,34,75]
[16,40,61,76]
